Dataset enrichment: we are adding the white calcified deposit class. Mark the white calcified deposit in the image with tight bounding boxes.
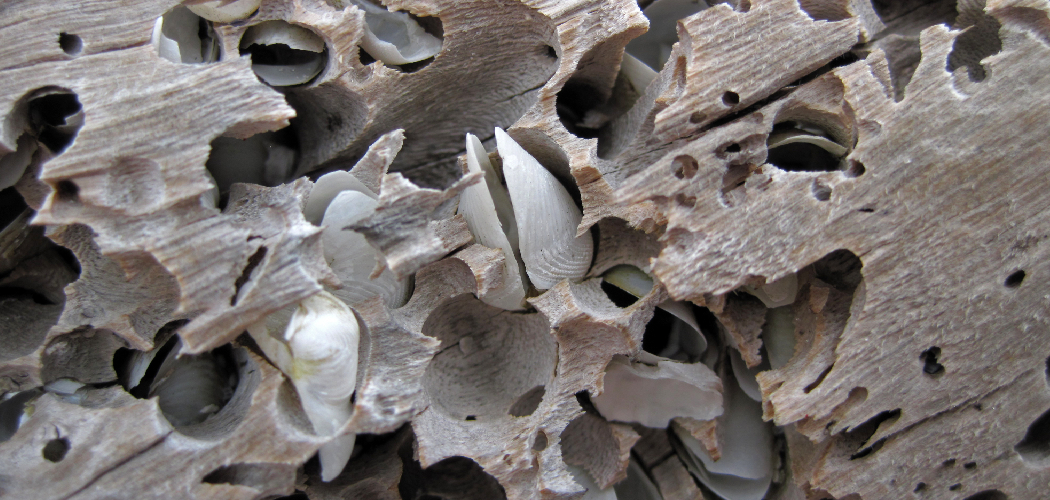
[1,0,1050,499]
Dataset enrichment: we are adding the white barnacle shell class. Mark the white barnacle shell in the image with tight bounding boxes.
[282,291,360,482]
[456,133,527,310]
[674,372,773,500]
[767,128,849,158]
[0,135,37,190]
[762,306,796,369]
[497,128,593,291]
[592,353,722,428]
[350,0,443,65]
[187,0,262,23]
[309,172,410,309]
[151,7,220,64]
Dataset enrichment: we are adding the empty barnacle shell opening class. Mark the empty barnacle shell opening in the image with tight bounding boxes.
[239,21,328,87]
[152,6,221,64]
[349,0,443,66]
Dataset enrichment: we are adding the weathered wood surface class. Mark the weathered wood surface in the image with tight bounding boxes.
[1,0,1049,499]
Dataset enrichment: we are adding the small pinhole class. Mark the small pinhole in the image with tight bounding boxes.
[672,155,698,179]
[675,194,696,208]
[42,437,69,462]
[812,180,832,201]
[914,482,927,493]
[722,91,740,106]
[846,160,866,177]
[921,347,945,377]
[545,45,558,59]
[964,461,977,469]
[59,33,82,56]
[55,180,79,201]
[359,47,376,65]
[943,458,956,467]
[974,403,983,411]
[857,207,875,213]
[1004,270,1025,288]
[949,484,962,491]
[725,143,741,153]
[464,415,476,421]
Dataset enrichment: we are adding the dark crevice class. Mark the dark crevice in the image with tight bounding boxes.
[601,280,640,308]
[847,409,901,460]
[508,385,545,417]
[1004,270,1025,288]
[804,364,834,393]
[920,346,945,377]
[962,490,1008,500]
[27,89,83,154]
[42,437,70,462]
[59,33,83,56]
[1015,406,1050,465]
[231,246,267,306]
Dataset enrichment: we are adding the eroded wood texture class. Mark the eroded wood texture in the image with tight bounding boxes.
[1,0,1049,499]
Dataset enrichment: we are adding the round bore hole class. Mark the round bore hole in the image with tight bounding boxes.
[42,437,69,462]
[55,180,80,201]
[722,91,740,106]
[812,180,832,201]
[846,159,866,177]
[689,111,706,124]
[1004,270,1025,288]
[672,155,698,179]
[58,33,82,56]
[725,143,741,154]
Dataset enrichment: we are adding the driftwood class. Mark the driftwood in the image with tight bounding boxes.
[1,0,1049,499]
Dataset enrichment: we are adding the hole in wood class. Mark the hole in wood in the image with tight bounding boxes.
[812,179,832,201]
[601,279,639,308]
[962,490,1008,500]
[532,431,548,451]
[1004,270,1025,288]
[847,408,901,460]
[1015,406,1050,466]
[672,155,698,179]
[921,346,945,377]
[508,385,545,417]
[240,21,327,86]
[42,437,69,462]
[803,364,834,393]
[231,246,267,306]
[58,33,82,56]
[722,91,740,106]
[27,88,83,154]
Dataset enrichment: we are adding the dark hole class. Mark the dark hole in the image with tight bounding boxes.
[556,82,603,138]
[601,280,639,308]
[812,180,832,201]
[943,458,957,467]
[803,364,834,393]
[1015,405,1050,464]
[975,403,984,411]
[1004,270,1025,288]
[768,142,841,172]
[545,45,558,59]
[0,187,28,229]
[947,11,1002,83]
[675,193,696,207]
[464,415,476,421]
[642,306,676,356]
[121,334,181,399]
[394,57,435,73]
[857,207,875,213]
[42,437,69,462]
[921,347,945,376]
[28,91,82,153]
[575,391,598,414]
[532,431,548,451]
[55,180,79,201]
[231,246,268,305]
[964,461,977,469]
[359,46,376,65]
[725,143,741,153]
[962,490,1008,500]
[672,155,698,179]
[914,482,927,493]
[846,160,866,177]
[202,463,276,486]
[722,91,740,106]
[689,111,705,124]
[847,408,901,460]
[508,385,545,417]
[813,249,863,292]
[949,484,962,491]
[0,287,56,305]
[58,33,82,56]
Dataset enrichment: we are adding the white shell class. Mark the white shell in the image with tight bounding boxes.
[744,273,798,308]
[675,373,773,500]
[350,0,442,65]
[321,190,410,309]
[305,171,377,226]
[592,353,722,428]
[283,291,360,482]
[497,128,592,290]
[762,306,796,369]
[240,21,327,86]
[457,133,527,310]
